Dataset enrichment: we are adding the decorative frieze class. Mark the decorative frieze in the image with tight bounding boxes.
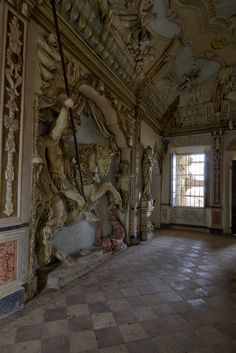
[0,8,25,218]
[212,131,223,206]
[176,103,213,128]
[53,0,136,91]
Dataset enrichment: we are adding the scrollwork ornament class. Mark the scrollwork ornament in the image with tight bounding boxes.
[3,14,23,216]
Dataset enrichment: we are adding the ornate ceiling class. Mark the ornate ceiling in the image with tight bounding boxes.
[49,0,236,134]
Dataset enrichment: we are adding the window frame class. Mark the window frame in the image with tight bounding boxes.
[170,152,206,209]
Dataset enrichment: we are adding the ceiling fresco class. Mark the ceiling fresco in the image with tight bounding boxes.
[54,0,236,134]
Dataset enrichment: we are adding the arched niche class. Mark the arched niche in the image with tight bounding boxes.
[78,84,130,160]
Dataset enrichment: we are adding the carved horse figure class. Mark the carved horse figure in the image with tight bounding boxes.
[78,144,122,218]
[35,141,121,266]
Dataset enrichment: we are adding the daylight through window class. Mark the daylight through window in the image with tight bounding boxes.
[171,153,205,208]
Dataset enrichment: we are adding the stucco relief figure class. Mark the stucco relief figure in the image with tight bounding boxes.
[108,0,156,71]
[34,98,122,266]
[78,143,122,211]
[142,145,156,201]
[34,98,94,266]
[116,160,133,211]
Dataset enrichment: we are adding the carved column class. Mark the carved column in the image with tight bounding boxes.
[129,108,142,244]
[211,130,224,232]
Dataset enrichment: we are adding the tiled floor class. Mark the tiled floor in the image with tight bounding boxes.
[1,229,236,353]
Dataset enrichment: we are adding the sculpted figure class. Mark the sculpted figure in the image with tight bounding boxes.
[116,160,133,211]
[78,144,122,210]
[142,145,156,201]
[102,203,126,252]
[34,98,100,266]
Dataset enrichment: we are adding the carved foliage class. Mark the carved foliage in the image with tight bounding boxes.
[212,132,223,205]
[0,10,25,217]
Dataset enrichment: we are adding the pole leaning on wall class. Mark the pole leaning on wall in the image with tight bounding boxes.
[50,0,85,198]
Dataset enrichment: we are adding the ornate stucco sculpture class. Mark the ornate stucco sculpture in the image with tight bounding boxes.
[78,143,122,210]
[33,98,90,266]
[116,160,133,211]
[142,145,156,201]
[108,0,157,73]
[102,203,126,252]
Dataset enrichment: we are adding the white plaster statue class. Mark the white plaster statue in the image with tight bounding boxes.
[37,98,98,222]
[78,143,122,212]
[34,98,111,266]
[142,145,156,201]
[116,160,133,210]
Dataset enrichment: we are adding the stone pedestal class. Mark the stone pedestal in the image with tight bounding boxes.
[140,199,155,241]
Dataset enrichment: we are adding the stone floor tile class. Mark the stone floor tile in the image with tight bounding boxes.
[89,302,110,314]
[47,295,67,309]
[141,318,169,337]
[68,315,93,331]
[99,344,129,353]
[67,303,89,318]
[191,348,215,353]
[0,345,13,353]
[84,284,102,293]
[103,289,122,300]
[125,295,146,308]
[195,325,226,345]
[91,312,116,330]
[70,331,98,352]
[95,327,124,348]
[212,340,236,353]
[175,330,205,351]
[113,309,136,325]
[137,285,156,295]
[15,323,42,342]
[153,303,177,317]
[107,299,130,312]
[120,287,140,299]
[13,340,41,353]
[42,319,69,338]
[158,291,183,303]
[127,339,158,353]
[0,328,17,345]
[214,320,236,340]
[187,298,209,310]
[66,293,86,305]
[198,308,226,324]
[164,314,193,333]
[42,336,69,353]
[142,294,163,306]
[86,292,106,304]
[134,306,158,321]
[131,278,149,287]
[152,334,184,353]
[43,308,67,322]
[119,323,147,343]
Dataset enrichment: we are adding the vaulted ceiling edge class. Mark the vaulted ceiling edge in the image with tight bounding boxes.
[20,0,236,135]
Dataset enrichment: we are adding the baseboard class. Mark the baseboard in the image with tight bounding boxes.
[0,287,24,319]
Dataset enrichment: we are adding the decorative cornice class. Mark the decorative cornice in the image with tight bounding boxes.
[29,0,162,134]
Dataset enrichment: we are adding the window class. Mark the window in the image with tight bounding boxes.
[171,153,205,208]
